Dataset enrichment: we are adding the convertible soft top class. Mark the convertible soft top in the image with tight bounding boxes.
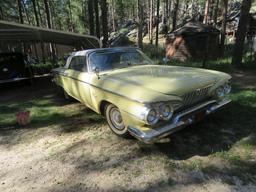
[72,47,139,57]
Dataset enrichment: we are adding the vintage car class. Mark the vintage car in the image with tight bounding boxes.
[52,47,231,143]
[0,52,33,84]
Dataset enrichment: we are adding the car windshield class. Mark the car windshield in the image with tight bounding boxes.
[89,49,153,72]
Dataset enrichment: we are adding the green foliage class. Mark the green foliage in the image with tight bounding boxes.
[51,0,87,33]
[143,41,255,73]
[31,62,59,75]
[1,0,88,33]
[0,0,19,22]
[116,0,125,24]
[143,43,166,61]
[119,28,129,34]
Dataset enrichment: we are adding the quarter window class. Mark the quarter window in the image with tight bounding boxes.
[69,56,87,72]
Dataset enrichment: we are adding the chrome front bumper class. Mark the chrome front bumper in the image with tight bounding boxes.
[128,99,231,144]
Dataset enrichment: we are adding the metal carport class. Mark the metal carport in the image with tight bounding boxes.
[0,20,101,49]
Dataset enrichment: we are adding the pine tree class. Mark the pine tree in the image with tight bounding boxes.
[100,0,108,47]
[232,0,252,67]
[155,0,160,47]
[17,0,24,24]
[88,0,94,35]
[137,0,143,49]
[220,0,228,56]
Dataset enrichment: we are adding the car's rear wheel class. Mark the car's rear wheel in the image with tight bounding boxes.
[105,104,130,137]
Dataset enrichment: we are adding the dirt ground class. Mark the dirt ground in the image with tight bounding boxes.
[0,73,256,192]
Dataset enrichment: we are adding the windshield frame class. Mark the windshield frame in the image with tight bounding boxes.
[87,48,153,73]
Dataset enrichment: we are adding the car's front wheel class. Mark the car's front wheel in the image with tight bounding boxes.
[105,104,130,138]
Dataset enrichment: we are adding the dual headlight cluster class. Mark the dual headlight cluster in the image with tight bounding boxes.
[142,103,177,125]
[139,82,231,126]
[215,82,231,98]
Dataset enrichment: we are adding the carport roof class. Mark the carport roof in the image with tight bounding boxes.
[0,20,101,49]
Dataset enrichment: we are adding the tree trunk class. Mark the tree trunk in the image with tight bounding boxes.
[21,0,31,24]
[172,0,179,31]
[31,0,40,26]
[213,0,219,26]
[137,0,143,49]
[155,0,160,47]
[44,0,52,28]
[0,6,3,20]
[203,0,210,24]
[31,0,40,60]
[191,0,196,18]
[68,0,74,32]
[36,0,44,27]
[100,0,108,47]
[34,0,46,63]
[132,4,135,19]
[94,0,100,38]
[220,0,228,56]
[88,0,95,35]
[167,0,171,26]
[44,0,56,63]
[165,0,169,18]
[147,0,150,42]
[149,0,153,44]
[110,0,116,32]
[49,0,59,29]
[17,0,24,24]
[232,0,252,67]
[183,0,189,19]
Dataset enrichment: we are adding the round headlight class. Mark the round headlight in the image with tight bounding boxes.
[223,83,231,94]
[146,109,159,125]
[215,86,224,98]
[161,104,173,120]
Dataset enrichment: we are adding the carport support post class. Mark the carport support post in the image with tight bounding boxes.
[33,43,39,60]
[50,43,58,64]
[40,41,46,64]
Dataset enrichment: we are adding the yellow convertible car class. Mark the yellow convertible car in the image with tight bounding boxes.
[52,47,231,143]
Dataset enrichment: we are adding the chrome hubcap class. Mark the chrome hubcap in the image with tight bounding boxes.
[109,108,125,130]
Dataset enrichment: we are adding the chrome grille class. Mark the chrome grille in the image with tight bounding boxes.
[182,86,211,107]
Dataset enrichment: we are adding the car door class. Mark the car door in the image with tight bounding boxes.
[68,55,92,107]
[55,56,74,97]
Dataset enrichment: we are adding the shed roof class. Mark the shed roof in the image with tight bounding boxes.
[170,22,220,36]
[0,20,100,49]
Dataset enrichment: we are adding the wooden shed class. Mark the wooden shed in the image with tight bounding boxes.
[166,22,220,61]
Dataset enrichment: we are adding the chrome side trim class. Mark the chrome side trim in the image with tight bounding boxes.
[57,72,172,104]
[128,98,231,144]
[0,77,28,84]
[57,72,144,104]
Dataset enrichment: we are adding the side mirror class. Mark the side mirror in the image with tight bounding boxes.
[92,67,100,79]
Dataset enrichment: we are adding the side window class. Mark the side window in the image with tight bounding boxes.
[69,56,87,72]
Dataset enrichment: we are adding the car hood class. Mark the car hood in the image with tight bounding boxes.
[95,65,231,103]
